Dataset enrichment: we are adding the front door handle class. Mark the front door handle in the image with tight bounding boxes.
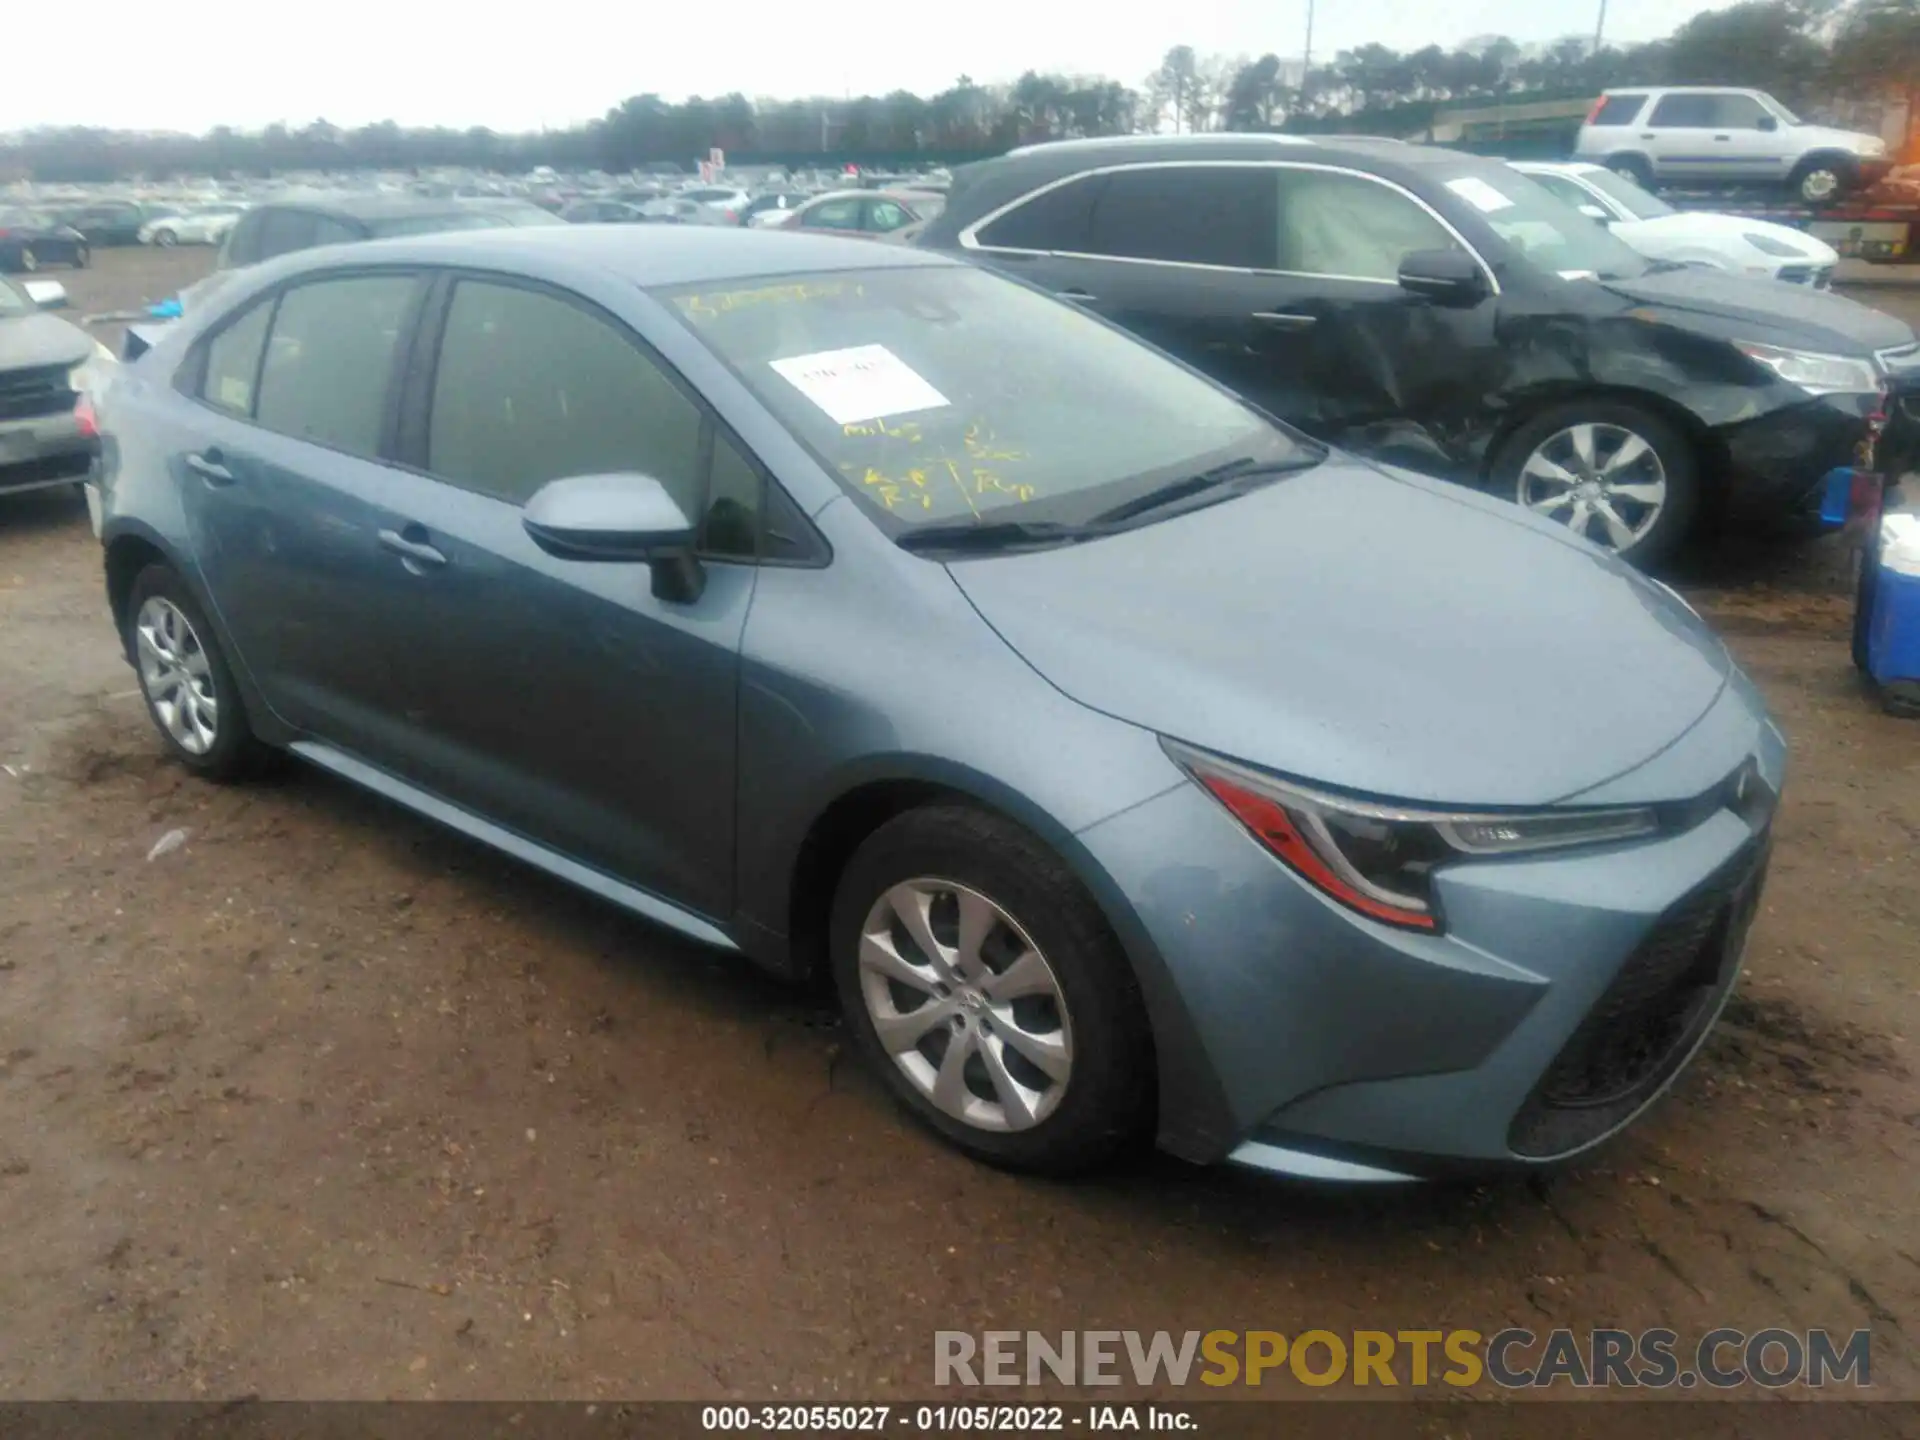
[1713,133,1732,141]
[1252,311,1317,331]
[185,450,233,485]
[1057,289,1100,304]
[1640,132,1657,140]
[378,526,447,572]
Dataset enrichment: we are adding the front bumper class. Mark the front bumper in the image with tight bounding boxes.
[1714,391,1884,529]
[1075,684,1784,1178]
[0,408,96,497]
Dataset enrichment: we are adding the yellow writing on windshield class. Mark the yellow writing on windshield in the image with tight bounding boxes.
[675,281,865,322]
[843,419,924,443]
[859,465,933,512]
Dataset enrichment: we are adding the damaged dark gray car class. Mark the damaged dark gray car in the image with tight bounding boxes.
[918,134,1920,567]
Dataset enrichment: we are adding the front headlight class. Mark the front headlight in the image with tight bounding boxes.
[1743,231,1807,259]
[1735,340,1881,397]
[1165,741,1658,932]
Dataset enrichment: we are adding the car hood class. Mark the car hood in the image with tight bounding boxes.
[0,311,91,373]
[947,461,1733,807]
[1618,212,1837,263]
[1602,263,1911,353]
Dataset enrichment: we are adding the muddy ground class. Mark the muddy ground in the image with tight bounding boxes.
[0,246,1917,1404]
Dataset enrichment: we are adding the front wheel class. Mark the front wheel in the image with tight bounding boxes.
[71,243,90,269]
[153,228,178,248]
[1493,401,1701,569]
[830,805,1154,1175]
[16,246,37,274]
[1791,157,1855,206]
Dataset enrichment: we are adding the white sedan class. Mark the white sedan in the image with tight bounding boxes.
[1513,161,1840,288]
[138,206,247,248]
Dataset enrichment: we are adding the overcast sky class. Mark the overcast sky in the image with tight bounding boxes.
[6,0,1717,135]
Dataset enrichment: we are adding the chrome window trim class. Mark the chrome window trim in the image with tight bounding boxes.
[956,159,1501,296]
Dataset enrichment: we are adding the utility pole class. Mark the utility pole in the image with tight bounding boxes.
[1593,0,1608,57]
[1302,0,1316,110]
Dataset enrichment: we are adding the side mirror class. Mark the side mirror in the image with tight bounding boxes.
[1757,115,1779,133]
[1578,203,1613,225]
[23,280,69,310]
[1397,249,1488,307]
[522,472,705,601]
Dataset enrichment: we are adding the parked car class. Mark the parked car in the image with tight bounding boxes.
[140,205,248,248]
[784,189,944,238]
[677,186,752,222]
[1573,87,1891,204]
[93,225,1782,1180]
[0,277,113,502]
[0,210,90,273]
[634,198,737,226]
[740,192,814,228]
[917,133,1920,566]
[1513,161,1841,287]
[55,199,153,247]
[560,199,651,224]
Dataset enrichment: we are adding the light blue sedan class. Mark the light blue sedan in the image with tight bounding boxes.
[91,225,1782,1180]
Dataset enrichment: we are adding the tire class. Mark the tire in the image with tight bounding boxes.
[829,804,1154,1175]
[17,246,37,274]
[154,228,177,248]
[72,244,90,269]
[1606,153,1655,190]
[1492,399,1701,569]
[124,563,273,781]
[1790,155,1856,206]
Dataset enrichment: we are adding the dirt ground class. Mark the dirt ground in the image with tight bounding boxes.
[1,246,1918,1404]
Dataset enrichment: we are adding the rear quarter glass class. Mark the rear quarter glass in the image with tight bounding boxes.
[1592,95,1647,126]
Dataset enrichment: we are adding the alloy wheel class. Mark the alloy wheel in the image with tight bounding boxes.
[857,879,1073,1133]
[1516,422,1667,554]
[135,596,220,755]
[1801,169,1841,204]
[18,247,36,273]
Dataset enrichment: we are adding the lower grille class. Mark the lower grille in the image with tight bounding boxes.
[1508,838,1768,1160]
[1778,265,1815,285]
[0,364,73,423]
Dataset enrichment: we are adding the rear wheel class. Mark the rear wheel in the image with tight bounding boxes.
[153,228,178,248]
[72,243,90,269]
[1606,153,1655,189]
[1494,400,1700,569]
[16,246,37,274]
[829,805,1154,1175]
[125,563,273,781]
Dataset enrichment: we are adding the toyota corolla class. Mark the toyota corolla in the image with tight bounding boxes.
[90,226,1782,1181]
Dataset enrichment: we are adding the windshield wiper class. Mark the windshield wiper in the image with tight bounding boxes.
[1084,448,1327,530]
[895,518,1090,555]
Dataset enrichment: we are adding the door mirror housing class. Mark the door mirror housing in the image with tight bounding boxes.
[1397,249,1488,307]
[522,472,706,602]
[1756,115,1779,133]
[22,280,69,310]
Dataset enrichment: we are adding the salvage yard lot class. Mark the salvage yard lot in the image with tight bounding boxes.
[1,246,1917,1401]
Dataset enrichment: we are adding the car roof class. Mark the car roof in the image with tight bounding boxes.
[279,222,957,289]
[1511,160,1604,176]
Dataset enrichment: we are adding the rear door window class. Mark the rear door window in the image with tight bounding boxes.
[253,275,418,458]
[1084,166,1277,270]
[1590,95,1646,126]
[1648,93,1717,128]
[802,197,863,231]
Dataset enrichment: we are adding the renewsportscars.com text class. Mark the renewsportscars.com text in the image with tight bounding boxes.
[934,1327,1872,1390]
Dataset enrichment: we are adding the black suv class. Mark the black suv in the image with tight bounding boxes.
[919,135,1920,565]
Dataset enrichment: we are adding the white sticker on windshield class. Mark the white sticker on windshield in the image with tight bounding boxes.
[768,344,950,426]
[1445,176,1516,214]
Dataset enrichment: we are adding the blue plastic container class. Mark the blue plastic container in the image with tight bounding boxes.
[1863,510,1920,716]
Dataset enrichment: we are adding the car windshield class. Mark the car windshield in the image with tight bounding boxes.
[369,208,557,238]
[1440,165,1650,280]
[661,264,1296,531]
[1577,168,1675,221]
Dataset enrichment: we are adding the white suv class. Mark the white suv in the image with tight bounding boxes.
[1573,87,1891,205]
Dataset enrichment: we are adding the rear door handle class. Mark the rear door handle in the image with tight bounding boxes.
[1252,311,1317,331]
[1057,289,1099,304]
[185,450,233,485]
[1713,133,1732,141]
[378,526,447,572]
